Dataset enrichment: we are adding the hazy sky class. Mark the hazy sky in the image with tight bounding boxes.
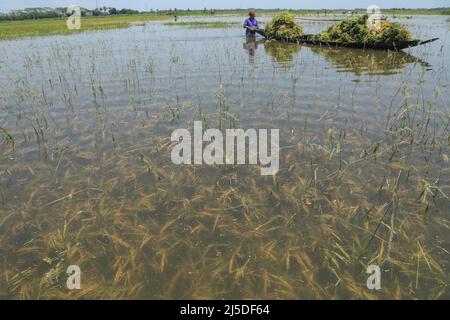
[0,0,449,13]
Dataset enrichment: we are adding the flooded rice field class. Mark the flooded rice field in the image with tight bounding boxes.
[0,14,449,299]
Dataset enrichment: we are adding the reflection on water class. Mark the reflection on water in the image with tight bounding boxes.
[252,38,431,76]
[260,40,431,75]
[309,46,431,76]
[243,36,265,63]
[264,40,302,69]
[0,16,449,300]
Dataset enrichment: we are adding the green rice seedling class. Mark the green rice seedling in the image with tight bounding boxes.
[0,126,14,147]
[315,15,412,43]
[265,12,304,41]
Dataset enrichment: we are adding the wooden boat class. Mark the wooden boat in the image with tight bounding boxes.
[296,35,439,50]
[256,30,439,51]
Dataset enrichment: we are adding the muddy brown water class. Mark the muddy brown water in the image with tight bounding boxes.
[0,15,449,299]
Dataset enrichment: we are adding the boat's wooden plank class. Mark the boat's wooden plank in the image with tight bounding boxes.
[265,34,439,51]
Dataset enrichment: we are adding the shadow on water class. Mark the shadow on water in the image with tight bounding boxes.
[308,45,432,75]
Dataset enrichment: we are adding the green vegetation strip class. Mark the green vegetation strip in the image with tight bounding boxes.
[0,14,171,40]
[163,21,238,28]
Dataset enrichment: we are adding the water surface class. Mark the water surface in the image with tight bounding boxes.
[0,14,449,299]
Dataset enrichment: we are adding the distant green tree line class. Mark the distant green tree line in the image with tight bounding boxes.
[0,7,142,21]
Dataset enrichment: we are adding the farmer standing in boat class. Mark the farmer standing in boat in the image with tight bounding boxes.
[243,9,260,36]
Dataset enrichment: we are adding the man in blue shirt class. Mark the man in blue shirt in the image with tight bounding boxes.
[243,9,260,36]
